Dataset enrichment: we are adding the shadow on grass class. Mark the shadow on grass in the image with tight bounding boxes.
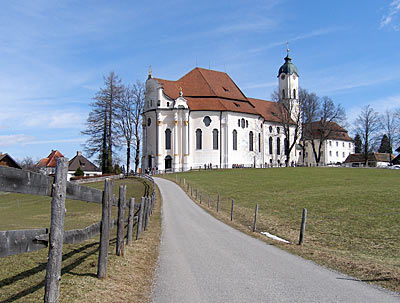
[337,277,399,283]
[0,238,119,303]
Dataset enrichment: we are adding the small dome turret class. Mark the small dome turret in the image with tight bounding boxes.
[278,45,299,77]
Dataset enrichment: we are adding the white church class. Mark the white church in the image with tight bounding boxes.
[142,51,354,172]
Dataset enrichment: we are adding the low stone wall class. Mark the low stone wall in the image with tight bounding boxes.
[71,174,124,184]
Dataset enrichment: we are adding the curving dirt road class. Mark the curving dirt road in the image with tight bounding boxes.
[152,177,399,303]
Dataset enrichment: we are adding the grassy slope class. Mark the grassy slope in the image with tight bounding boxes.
[0,177,155,303]
[163,167,400,292]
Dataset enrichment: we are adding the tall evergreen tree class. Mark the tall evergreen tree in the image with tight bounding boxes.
[354,133,363,153]
[82,72,123,173]
[378,134,392,154]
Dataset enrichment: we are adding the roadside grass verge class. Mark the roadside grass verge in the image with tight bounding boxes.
[0,177,159,303]
[161,167,400,292]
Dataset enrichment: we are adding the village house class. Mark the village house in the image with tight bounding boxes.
[67,151,101,181]
[0,153,22,169]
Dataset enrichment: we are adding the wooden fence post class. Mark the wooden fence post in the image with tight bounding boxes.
[191,185,193,196]
[200,192,202,204]
[217,194,220,212]
[196,188,198,200]
[230,199,234,221]
[176,174,177,183]
[44,157,68,303]
[183,178,185,185]
[116,185,126,256]
[136,197,145,240]
[298,208,307,245]
[208,194,210,207]
[126,198,135,246]
[253,204,258,232]
[97,178,112,278]
[144,197,149,231]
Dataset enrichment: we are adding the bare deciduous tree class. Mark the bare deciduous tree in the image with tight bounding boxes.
[82,72,123,173]
[380,109,399,153]
[354,105,381,165]
[115,80,144,175]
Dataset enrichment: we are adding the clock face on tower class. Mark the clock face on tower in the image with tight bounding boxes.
[293,75,297,80]
[280,74,285,80]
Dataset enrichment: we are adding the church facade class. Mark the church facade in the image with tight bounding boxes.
[142,52,302,172]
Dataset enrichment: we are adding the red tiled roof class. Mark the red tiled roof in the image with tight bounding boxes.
[36,150,64,168]
[344,153,393,163]
[303,120,352,142]
[247,98,289,123]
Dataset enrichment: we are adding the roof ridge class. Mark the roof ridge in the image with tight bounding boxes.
[196,68,218,98]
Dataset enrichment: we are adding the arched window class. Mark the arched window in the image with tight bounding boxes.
[284,138,288,156]
[196,129,202,150]
[282,89,285,99]
[246,120,248,128]
[277,137,281,155]
[269,126,273,133]
[165,129,171,150]
[213,129,219,150]
[241,118,245,129]
[249,131,254,151]
[258,133,261,152]
[238,119,240,127]
[293,89,296,99]
[233,130,237,150]
[269,137,273,154]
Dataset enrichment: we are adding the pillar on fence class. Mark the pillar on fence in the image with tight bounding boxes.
[97,178,112,279]
[44,157,68,303]
[126,197,135,246]
[298,208,307,245]
[136,197,145,240]
[253,204,258,232]
[217,194,220,212]
[116,185,126,256]
[231,199,234,221]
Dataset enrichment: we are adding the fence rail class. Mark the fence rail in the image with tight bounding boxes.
[0,160,156,303]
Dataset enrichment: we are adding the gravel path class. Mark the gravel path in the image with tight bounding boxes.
[152,177,399,303]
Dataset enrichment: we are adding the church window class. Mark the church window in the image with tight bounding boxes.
[147,118,152,127]
[233,130,237,150]
[284,138,288,156]
[329,141,332,146]
[281,74,285,80]
[249,131,254,151]
[269,126,273,133]
[336,151,338,157]
[277,127,280,134]
[150,100,153,107]
[306,152,308,157]
[293,89,296,99]
[241,118,245,129]
[167,102,170,107]
[342,142,345,147]
[238,119,240,127]
[258,133,261,152]
[277,137,281,155]
[213,129,219,150]
[246,120,249,128]
[203,116,212,127]
[269,137,273,154]
[157,100,160,106]
[329,151,332,156]
[165,129,171,150]
[349,143,351,148]
[343,152,345,157]
[196,129,202,150]
[336,142,338,147]
[282,89,285,99]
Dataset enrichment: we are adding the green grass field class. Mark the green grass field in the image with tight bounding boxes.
[162,167,400,291]
[0,177,152,302]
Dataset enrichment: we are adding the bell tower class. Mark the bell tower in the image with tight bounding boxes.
[278,43,299,120]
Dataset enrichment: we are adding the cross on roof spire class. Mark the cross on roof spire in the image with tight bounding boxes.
[286,41,290,56]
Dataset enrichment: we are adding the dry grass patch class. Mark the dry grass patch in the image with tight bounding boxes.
[74,186,161,303]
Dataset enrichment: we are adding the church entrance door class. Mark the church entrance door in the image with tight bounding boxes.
[165,155,172,170]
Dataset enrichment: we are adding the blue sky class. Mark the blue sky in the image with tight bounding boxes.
[1,0,400,164]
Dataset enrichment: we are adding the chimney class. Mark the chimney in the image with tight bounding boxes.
[77,151,82,156]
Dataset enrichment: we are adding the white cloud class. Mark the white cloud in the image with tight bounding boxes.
[0,134,34,147]
[380,0,400,30]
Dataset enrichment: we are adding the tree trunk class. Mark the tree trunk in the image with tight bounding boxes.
[126,142,131,175]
